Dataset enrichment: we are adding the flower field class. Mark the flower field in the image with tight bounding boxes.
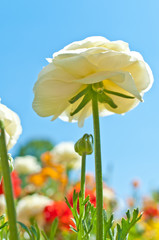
[0,140,159,239]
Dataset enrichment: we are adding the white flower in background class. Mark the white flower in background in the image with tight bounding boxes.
[16,194,53,226]
[103,187,115,203]
[0,103,22,150]
[52,142,81,169]
[0,195,6,215]
[33,36,153,127]
[14,155,41,175]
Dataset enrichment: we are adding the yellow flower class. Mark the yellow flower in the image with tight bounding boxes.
[141,220,159,239]
[32,36,153,127]
[0,103,22,149]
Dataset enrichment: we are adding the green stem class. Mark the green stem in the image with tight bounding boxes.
[0,120,19,240]
[81,153,86,204]
[92,93,104,240]
[78,153,86,240]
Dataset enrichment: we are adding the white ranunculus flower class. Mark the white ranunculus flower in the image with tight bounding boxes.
[103,187,115,203]
[16,194,53,226]
[0,103,22,149]
[14,155,41,175]
[32,36,153,127]
[52,142,81,169]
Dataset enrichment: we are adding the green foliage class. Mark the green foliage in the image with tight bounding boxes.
[17,139,54,162]
[0,215,9,239]
[103,210,114,240]
[50,218,59,240]
[65,190,96,240]
[103,208,142,240]
[115,209,142,240]
[0,217,58,240]
[0,208,142,240]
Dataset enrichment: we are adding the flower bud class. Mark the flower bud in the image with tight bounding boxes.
[74,134,93,156]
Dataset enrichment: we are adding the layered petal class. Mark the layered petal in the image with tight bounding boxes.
[56,36,129,53]
[32,36,153,125]
[122,60,153,93]
[76,71,142,101]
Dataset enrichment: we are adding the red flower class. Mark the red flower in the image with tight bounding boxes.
[44,201,74,230]
[144,207,159,220]
[0,171,21,198]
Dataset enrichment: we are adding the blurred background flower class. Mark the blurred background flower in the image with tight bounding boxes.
[14,155,41,175]
[0,103,22,150]
[16,194,53,227]
[51,142,81,170]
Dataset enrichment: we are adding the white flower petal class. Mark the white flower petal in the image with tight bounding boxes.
[122,60,154,93]
[52,142,81,169]
[85,50,134,71]
[14,155,41,175]
[61,36,110,51]
[33,65,83,117]
[32,36,153,124]
[76,71,142,101]
[0,104,22,150]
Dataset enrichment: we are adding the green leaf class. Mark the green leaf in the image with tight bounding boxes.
[30,225,37,238]
[41,230,49,240]
[82,220,88,234]
[69,225,78,233]
[0,215,6,221]
[98,92,117,109]
[104,89,135,99]
[34,222,40,240]
[73,190,78,206]
[126,210,131,221]
[50,217,58,239]
[116,208,142,240]
[65,197,72,210]
[72,190,79,224]
[103,210,114,240]
[0,221,8,230]
[82,195,90,206]
[17,221,32,239]
[69,87,90,104]
[70,93,92,116]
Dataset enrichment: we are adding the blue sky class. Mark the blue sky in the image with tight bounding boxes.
[1,0,159,199]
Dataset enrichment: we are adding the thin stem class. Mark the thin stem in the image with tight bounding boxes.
[78,153,86,240]
[0,120,19,240]
[92,93,104,240]
[81,153,86,204]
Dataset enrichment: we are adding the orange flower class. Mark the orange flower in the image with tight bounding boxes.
[28,165,68,189]
[41,151,54,167]
[127,197,135,208]
[132,179,140,188]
